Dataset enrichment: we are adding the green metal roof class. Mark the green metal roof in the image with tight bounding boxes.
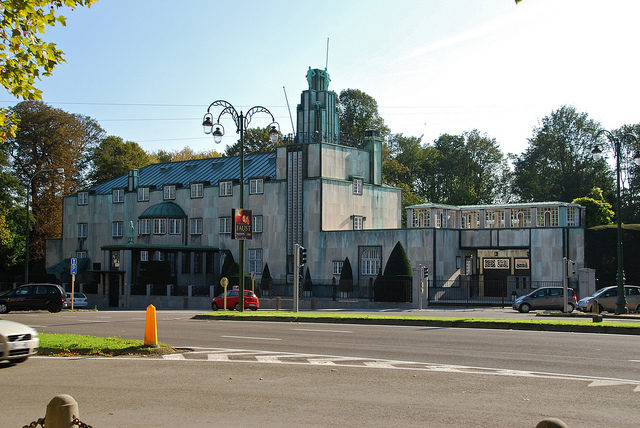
[139,202,187,219]
[407,201,583,210]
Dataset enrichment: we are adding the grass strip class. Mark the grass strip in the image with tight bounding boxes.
[38,333,175,357]
[194,311,640,333]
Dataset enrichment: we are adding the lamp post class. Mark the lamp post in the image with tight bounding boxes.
[591,131,640,314]
[203,100,279,311]
[25,167,64,284]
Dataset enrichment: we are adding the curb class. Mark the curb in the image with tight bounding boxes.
[192,314,640,335]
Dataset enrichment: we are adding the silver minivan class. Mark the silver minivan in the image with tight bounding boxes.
[512,287,577,313]
[577,285,640,313]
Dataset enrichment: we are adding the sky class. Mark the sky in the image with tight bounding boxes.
[3,0,640,156]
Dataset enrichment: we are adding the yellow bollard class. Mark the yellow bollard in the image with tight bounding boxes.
[144,304,158,347]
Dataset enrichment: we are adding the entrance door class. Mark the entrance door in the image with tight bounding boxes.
[482,258,510,297]
[108,273,120,307]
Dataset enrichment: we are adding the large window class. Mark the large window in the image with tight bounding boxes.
[253,215,263,233]
[153,218,167,234]
[77,223,88,238]
[163,185,175,200]
[189,218,202,235]
[567,207,578,226]
[190,182,203,198]
[219,180,233,197]
[248,248,263,273]
[112,221,123,238]
[138,219,151,235]
[537,207,559,227]
[77,191,88,205]
[112,189,124,203]
[412,209,430,228]
[137,187,149,202]
[461,211,480,229]
[219,217,231,234]
[360,246,381,276]
[169,218,182,235]
[511,208,532,227]
[249,178,264,195]
[485,210,505,228]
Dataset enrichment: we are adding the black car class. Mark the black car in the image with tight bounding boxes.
[0,283,65,314]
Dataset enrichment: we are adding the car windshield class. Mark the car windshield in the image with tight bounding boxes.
[592,288,610,298]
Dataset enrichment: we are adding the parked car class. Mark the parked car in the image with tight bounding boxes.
[211,289,259,311]
[0,320,39,363]
[577,285,640,313]
[512,287,577,313]
[63,292,89,309]
[0,283,65,314]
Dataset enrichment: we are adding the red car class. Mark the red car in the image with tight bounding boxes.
[211,289,259,311]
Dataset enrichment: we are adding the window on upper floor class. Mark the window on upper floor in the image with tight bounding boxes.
[249,178,264,195]
[219,181,233,197]
[252,215,263,233]
[189,218,202,235]
[76,251,87,259]
[567,207,578,226]
[77,191,88,206]
[353,215,364,230]
[169,218,182,235]
[153,218,167,234]
[137,187,149,202]
[485,210,505,228]
[77,223,88,238]
[163,185,175,200]
[511,208,532,227]
[461,211,480,229]
[219,217,231,234]
[248,248,263,274]
[190,182,204,199]
[112,189,124,203]
[412,209,430,228]
[112,221,123,238]
[537,207,559,227]
[138,219,151,235]
[140,250,149,262]
[353,177,363,195]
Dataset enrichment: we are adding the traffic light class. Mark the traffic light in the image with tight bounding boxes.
[299,246,307,266]
[423,267,429,279]
[567,259,576,277]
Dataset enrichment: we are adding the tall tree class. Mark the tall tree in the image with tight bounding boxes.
[338,89,390,145]
[225,126,285,156]
[149,147,222,163]
[8,101,103,262]
[89,136,151,184]
[614,124,640,223]
[0,0,98,141]
[512,106,613,203]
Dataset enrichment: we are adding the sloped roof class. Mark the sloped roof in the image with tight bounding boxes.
[139,202,187,219]
[90,152,277,195]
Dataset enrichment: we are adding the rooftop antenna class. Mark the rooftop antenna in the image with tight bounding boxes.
[283,86,295,136]
[325,37,329,70]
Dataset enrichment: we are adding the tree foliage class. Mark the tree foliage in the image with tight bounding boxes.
[149,147,222,163]
[0,0,98,140]
[383,241,412,277]
[512,106,613,203]
[338,88,390,145]
[572,187,614,228]
[225,126,285,156]
[89,136,151,185]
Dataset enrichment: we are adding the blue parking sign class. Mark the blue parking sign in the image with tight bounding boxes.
[71,257,77,275]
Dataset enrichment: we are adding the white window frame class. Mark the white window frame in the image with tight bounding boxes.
[353,178,363,195]
[153,250,164,262]
[248,248,263,274]
[359,246,381,276]
[169,218,182,235]
[77,191,88,206]
[249,178,264,195]
[461,211,480,229]
[76,251,87,259]
[189,218,203,235]
[252,215,263,233]
[163,185,176,200]
[190,182,204,199]
[137,187,149,202]
[219,217,231,234]
[138,219,151,235]
[112,221,123,238]
[353,215,364,230]
[140,250,149,262]
[511,209,532,228]
[413,209,430,228]
[537,207,559,227]
[567,207,577,226]
[153,218,167,234]
[77,223,88,238]
[219,180,233,197]
[332,261,344,275]
[112,189,124,203]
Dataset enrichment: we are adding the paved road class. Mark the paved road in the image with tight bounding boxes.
[2,310,640,427]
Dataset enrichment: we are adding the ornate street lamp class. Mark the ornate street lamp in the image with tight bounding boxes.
[591,130,638,314]
[25,167,64,284]
[203,100,279,311]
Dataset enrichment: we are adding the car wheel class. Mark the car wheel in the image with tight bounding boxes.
[519,303,531,313]
[47,301,62,313]
[12,357,28,364]
[211,302,218,311]
[567,303,575,313]
[251,307,258,311]
[234,303,240,311]
[0,303,8,314]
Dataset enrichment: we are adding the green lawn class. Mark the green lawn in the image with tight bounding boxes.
[38,333,175,357]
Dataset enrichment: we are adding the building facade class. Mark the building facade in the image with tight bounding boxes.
[46,67,587,308]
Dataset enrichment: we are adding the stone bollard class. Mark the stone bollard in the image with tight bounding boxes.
[45,394,79,428]
[311,297,317,310]
[276,297,281,311]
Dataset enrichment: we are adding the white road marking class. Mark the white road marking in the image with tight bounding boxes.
[220,335,281,341]
[292,328,352,333]
[589,380,630,387]
[163,354,185,360]
[364,361,396,368]
[629,360,640,363]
